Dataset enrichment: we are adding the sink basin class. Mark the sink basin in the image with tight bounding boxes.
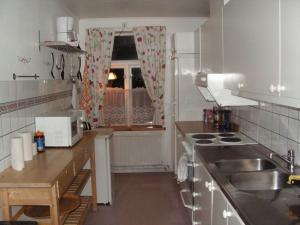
[214,158,276,173]
[229,171,289,191]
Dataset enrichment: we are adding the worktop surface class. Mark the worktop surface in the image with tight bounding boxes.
[175,121,226,135]
[0,131,100,188]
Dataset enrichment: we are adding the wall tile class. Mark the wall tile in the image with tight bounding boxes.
[258,127,271,149]
[279,105,289,116]
[8,82,17,102]
[288,107,299,119]
[279,115,288,137]
[0,82,9,104]
[272,113,280,133]
[288,118,298,142]
[0,137,3,160]
[1,113,11,136]
[271,133,287,156]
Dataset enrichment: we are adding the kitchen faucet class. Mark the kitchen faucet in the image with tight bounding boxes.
[270,149,295,174]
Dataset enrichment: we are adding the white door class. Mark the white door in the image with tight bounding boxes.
[280,0,300,104]
[223,0,280,97]
[211,183,228,225]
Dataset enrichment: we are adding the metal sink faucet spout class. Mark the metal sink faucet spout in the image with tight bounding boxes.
[270,149,295,174]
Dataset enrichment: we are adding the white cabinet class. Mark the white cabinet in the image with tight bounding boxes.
[194,163,213,225]
[280,0,300,102]
[211,183,228,225]
[174,127,184,174]
[223,0,280,97]
[227,204,245,225]
[212,184,245,225]
[194,152,245,225]
[201,0,223,74]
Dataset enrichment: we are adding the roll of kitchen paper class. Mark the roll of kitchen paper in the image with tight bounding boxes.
[32,142,37,156]
[11,137,24,171]
[19,132,33,161]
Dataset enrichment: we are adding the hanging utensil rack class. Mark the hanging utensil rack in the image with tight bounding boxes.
[13,73,39,80]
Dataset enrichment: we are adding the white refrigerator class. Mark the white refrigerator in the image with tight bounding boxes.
[171,30,214,173]
[171,31,213,121]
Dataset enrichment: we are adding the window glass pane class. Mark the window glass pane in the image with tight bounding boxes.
[109,68,124,89]
[131,67,146,88]
[112,36,138,60]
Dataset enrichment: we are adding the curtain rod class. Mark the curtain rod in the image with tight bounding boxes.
[115,29,133,35]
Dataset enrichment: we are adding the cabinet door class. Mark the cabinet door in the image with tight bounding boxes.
[281,0,300,103]
[211,183,228,225]
[227,203,245,225]
[206,0,224,73]
[194,163,213,225]
[201,21,209,73]
[223,0,280,97]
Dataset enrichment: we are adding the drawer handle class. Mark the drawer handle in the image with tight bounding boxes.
[223,210,233,218]
[180,189,201,211]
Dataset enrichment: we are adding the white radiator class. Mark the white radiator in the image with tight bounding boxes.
[112,131,168,173]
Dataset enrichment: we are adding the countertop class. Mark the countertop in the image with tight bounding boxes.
[175,121,219,135]
[0,130,107,188]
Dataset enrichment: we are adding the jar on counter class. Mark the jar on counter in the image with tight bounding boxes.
[34,131,45,153]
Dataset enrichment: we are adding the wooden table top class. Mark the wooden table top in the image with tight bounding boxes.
[0,131,99,188]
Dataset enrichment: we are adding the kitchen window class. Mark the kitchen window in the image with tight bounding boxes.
[103,35,154,125]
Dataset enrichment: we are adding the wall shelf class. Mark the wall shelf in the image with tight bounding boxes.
[40,41,86,54]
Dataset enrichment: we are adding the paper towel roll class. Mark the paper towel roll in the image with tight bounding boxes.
[19,132,33,161]
[32,142,37,156]
[11,137,24,171]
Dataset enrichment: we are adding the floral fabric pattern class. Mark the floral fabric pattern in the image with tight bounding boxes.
[133,26,166,125]
[80,28,115,128]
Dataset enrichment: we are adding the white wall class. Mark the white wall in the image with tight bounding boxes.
[0,0,79,81]
[79,17,207,170]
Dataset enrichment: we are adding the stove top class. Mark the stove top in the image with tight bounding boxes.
[185,132,257,146]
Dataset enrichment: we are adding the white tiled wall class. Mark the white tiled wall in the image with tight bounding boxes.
[231,102,300,165]
[0,80,72,172]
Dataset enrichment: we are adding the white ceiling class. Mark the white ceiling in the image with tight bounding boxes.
[62,0,209,18]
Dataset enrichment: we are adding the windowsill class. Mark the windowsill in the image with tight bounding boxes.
[104,125,165,131]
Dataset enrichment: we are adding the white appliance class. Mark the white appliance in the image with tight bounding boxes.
[35,110,83,147]
[171,31,214,121]
[195,72,258,106]
[94,134,114,204]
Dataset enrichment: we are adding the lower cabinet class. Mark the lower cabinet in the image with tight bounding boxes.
[194,154,245,225]
[194,163,212,225]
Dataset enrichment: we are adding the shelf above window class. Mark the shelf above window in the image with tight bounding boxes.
[40,41,86,54]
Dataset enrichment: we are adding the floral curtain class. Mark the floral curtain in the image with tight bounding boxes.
[133,26,166,125]
[80,28,115,128]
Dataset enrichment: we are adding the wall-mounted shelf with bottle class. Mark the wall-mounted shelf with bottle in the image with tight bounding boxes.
[40,41,86,54]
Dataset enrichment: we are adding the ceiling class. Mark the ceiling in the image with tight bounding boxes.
[61,0,209,18]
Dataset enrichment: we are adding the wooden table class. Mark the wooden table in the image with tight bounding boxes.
[0,131,99,225]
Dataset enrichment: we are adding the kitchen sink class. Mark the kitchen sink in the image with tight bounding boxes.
[214,158,277,173]
[229,171,289,191]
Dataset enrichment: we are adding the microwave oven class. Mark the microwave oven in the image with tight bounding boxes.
[35,110,84,147]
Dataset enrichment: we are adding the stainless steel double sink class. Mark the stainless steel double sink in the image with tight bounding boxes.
[213,158,289,191]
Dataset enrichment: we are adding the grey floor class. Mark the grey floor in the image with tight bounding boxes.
[85,173,191,225]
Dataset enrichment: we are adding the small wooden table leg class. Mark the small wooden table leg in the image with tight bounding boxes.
[50,186,60,225]
[90,148,97,211]
[1,189,12,220]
